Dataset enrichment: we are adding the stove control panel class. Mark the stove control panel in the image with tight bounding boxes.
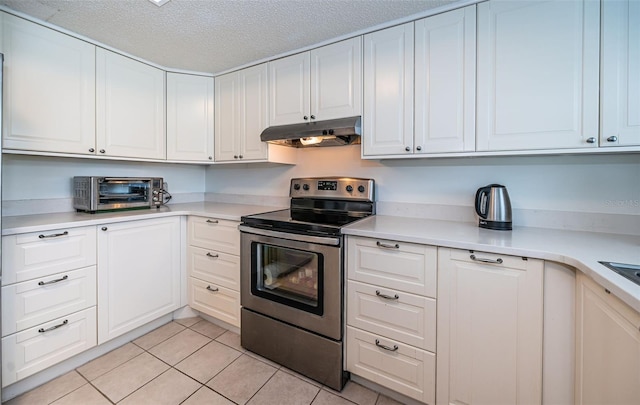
[290,177,375,202]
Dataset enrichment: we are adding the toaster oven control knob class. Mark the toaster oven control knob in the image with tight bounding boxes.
[303,184,310,191]
[153,197,159,202]
[293,183,300,190]
[153,190,159,195]
[358,185,365,193]
[346,185,353,192]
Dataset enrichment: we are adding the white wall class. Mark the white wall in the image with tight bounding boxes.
[205,146,640,215]
[2,154,206,201]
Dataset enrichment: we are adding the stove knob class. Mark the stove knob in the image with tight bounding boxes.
[358,185,365,193]
[293,183,301,190]
[346,185,353,192]
[303,184,310,191]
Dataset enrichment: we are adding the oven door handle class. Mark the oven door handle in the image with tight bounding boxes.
[238,225,340,246]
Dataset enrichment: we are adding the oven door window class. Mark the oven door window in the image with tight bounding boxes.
[98,180,150,207]
[251,242,323,315]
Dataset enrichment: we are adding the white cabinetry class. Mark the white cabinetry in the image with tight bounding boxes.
[346,236,437,404]
[269,37,362,126]
[97,217,181,344]
[575,273,640,404]
[186,216,241,327]
[96,48,166,159]
[0,12,96,155]
[214,63,269,162]
[600,0,640,147]
[1,226,97,387]
[166,73,214,162]
[436,247,544,405]
[476,0,600,151]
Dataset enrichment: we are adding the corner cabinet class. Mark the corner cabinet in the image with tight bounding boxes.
[476,0,600,151]
[97,217,181,344]
[575,273,640,404]
[268,37,362,126]
[0,12,96,155]
[436,247,544,405]
[166,73,214,162]
[96,48,166,160]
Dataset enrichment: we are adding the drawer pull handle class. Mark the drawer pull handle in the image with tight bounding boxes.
[206,219,219,224]
[206,285,219,292]
[38,319,68,333]
[38,231,69,239]
[376,241,399,249]
[375,290,399,300]
[375,339,399,352]
[470,254,503,264]
[38,275,69,286]
[206,253,219,258]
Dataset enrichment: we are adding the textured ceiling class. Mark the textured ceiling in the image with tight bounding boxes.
[0,0,460,74]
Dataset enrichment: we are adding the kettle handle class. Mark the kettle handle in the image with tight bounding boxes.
[475,186,489,219]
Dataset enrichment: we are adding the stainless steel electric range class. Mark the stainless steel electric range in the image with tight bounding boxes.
[239,177,375,391]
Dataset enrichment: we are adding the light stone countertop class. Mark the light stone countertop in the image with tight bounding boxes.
[343,215,640,314]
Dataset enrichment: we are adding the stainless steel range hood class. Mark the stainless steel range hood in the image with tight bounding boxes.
[260,116,361,148]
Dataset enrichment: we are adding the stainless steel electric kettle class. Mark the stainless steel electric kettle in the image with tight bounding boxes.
[475,184,512,230]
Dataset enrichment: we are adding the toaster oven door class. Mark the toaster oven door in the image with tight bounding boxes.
[97,178,154,210]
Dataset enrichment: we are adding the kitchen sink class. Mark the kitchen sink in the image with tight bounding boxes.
[599,261,640,286]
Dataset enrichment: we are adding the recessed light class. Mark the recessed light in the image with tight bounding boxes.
[148,0,171,7]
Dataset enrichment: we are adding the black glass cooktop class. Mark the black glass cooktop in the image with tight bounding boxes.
[241,208,370,237]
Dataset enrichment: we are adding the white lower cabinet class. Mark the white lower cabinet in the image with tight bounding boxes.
[436,247,544,405]
[575,273,640,404]
[97,217,181,344]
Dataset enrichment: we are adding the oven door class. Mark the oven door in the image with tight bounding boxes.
[240,227,342,340]
[97,178,153,210]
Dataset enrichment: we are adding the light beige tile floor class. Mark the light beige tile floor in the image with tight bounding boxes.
[3,318,404,405]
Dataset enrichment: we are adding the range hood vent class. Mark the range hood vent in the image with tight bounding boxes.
[260,116,361,148]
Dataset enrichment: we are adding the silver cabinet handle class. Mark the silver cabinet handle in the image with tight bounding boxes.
[376,241,399,249]
[416,146,422,151]
[206,252,219,258]
[206,219,219,224]
[310,115,316,120]
[101,227,108,231]
[208,156,213,160]
[89,148,95,152]
[206,285,219,292]
[470,254,503,264]
[234,155,238,159]
[99,149,106,153]
[586,137,597,144]
[376,290,399,300]
[607,136,618,142]
[303,116,309,120]
[38,275,69,286]
[39,231,68,239]
[38,319,68,333]
[375,339,398,352]
[405,146,411,152]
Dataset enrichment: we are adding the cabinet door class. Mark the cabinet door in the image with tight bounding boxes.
[238,63,269,160]
[414,6,475,154]
[311,37,362,121]
[1,12,96,155]
[166,73,214,161]
[97,217,181,344]
[600,0,640,147]
[214,71,240,162]
[436,248,544,405]
[575,273,640,404]
[96,48,165,159]
[269,52,310,126]
[476,0,600,151]
[362,23,414,157]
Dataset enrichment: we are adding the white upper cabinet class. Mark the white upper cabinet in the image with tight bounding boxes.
[362,23,414,156]
[269,37,362,126]
[166,73,214,162]
[414,5,476,154]
[215,63,269,162]
[600,0,640,147]
[0,12,96,155]
[96,48,166,159]
[476,0,600,151]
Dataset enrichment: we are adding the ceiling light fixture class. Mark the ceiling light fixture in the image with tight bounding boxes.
[148,0,171,7]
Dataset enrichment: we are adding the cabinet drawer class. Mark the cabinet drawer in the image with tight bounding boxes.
[347,236,437,297]
[2,226,97,285]
[2,307,97,387]
[346,326,435,404]
[187,216,240,255]
[347,280,436,352]
[187,246,239,291]
[188,277,240,327]
[2,266,97,336]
